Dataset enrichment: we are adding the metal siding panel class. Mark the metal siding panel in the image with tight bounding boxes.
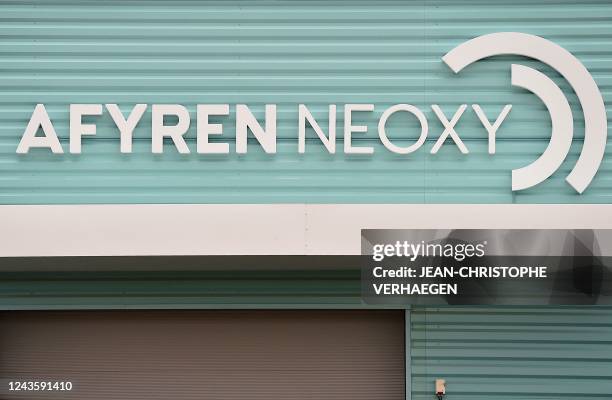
[0,256,366,309]
[0,0,610,204]
[411,306,612,400]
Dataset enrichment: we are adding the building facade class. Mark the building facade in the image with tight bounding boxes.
[0,1,611,399]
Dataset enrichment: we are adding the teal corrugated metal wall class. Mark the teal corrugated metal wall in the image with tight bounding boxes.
[0,0,610,203]
[411,306,612,399]
[0,256,365,309]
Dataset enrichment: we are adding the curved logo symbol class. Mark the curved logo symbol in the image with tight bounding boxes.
[442,32,607,193]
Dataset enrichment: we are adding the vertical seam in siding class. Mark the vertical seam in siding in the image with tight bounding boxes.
[405,307,412,400]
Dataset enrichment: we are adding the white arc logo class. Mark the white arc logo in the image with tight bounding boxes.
[443,32,607,193]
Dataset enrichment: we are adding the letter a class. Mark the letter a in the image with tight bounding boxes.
[16,104,63,154]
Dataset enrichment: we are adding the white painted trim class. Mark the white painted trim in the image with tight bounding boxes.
[0,204,611,256]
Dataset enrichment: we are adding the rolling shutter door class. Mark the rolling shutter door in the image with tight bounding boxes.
[0,310,404,400]
[410,307,612,400]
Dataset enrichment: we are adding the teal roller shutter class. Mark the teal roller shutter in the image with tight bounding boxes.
[410,307,612,399]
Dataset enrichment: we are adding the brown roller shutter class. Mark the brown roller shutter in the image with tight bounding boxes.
[0,310,405,400]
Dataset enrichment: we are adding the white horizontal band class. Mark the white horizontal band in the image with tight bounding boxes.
[0,204,610,257]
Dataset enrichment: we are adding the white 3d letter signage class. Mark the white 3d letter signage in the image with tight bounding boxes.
[15,33,607,193]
